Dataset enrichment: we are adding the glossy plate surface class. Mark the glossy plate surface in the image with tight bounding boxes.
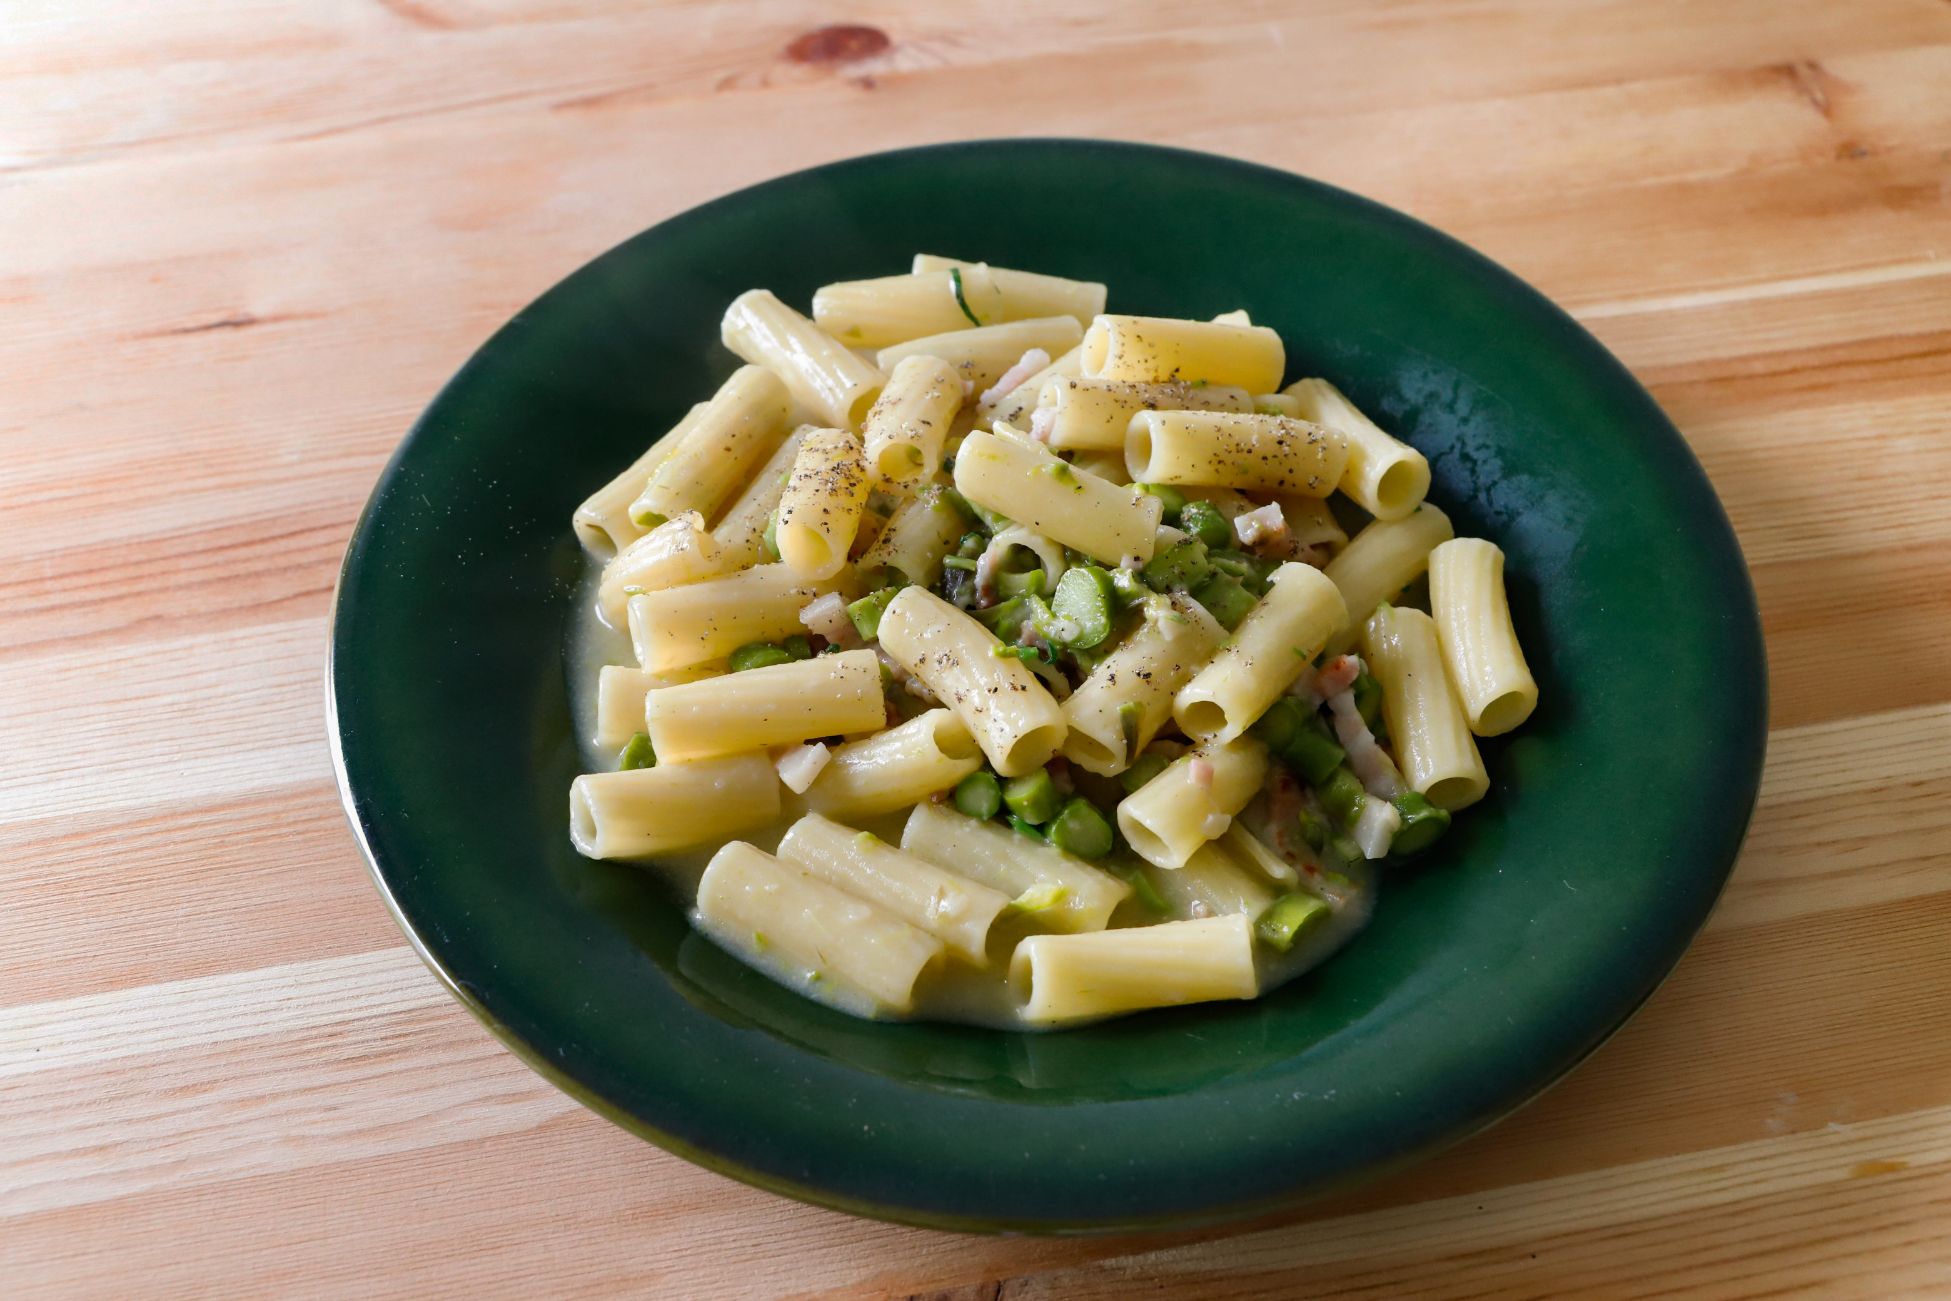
[330,139,1766,1232]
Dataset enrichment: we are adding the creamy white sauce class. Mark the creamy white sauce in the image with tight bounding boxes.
[565,559,1376,1029]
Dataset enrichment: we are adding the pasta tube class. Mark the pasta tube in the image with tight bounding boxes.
[569,752,779,860]
[953,428,1162,568]
[595,512,732,625]
[1284,378,1430,520]
[1361,603,1489,810]
[1321,504,1455,654]
[1278,493,1348,552]
[877,317,1085,394]
[644,648,885,762]
[1126,410,1349,496]
[721,289,885,429]
[696,842,943,1016]
[776,427,872,580]
[628,562,852,671]
[1428,538,1539,736]
[1062,595,1224,775]
[592,662,719,749]
[1081,315,1285,393]
[1175,562,1349,741]
[629,366,791,526]
[1117,736,1269,870]
[571,402,705,556]
[1036,377,1252,452]
[776,813,1012,964]
[901,801,1130,932]
[711,426,809,567]
[856,484,967,587]
[860,354,962,487]
[814,262,1107,348]
[1010,914,1257,1025]
[875,586,1065,776]
[1148,841,1278,922]
[982,344,1082,427]
[803,709,983,819]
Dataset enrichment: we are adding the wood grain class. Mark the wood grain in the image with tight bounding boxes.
[5,1,1950,1295]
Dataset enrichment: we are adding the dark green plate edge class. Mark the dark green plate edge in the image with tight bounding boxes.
[327,138,1768,1234]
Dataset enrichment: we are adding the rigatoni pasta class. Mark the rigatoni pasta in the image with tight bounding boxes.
[565,258,1539,1029]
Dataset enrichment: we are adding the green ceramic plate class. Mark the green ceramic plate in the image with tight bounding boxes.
[330,140,1765,1233]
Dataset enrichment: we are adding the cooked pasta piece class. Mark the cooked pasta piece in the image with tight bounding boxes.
[776,427,872,580]
[875,586,1065,776]
[856,484,967,586]
[628,562,852,671]
[1127,410,1349,496]
[1081,315,1285,393]
[877,317,1085,394]
[571,402,706,556]
[643,648,885,762]
[721,289,885,429]
[803,709,983,819]
[1069,450,1132,484]
[628,366,791,526]
[776,813,1012,964]
[1175,562,1349,741]
[860,354,962,487]
[901,801,1130,933]
[953,428,1162,568]
[1117,737,1270,870]
[1428,538,1539,736]
[815,261,1106,348]
[1148,841,1278,921]
[1251,392,1302,418]
[569,752,780,859]
[1220,823,1300,888]
[595,512,732,624]
[1011,914,1257,1025]
[696,841,943,1016]
[1062,594,1224,775]
[592,663,720,749]
[981,343,1082,427]
[1278,493,1348,552]
[1322,503,1455,654]
[1285,378,1431,520]
[1035,377,1252,452]
[710,426,809,567]
[1361,603,1489,810]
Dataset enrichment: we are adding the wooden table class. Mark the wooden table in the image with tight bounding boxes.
[7,2,1950,1295]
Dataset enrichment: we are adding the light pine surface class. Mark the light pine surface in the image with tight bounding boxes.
[6,1,1951,1295]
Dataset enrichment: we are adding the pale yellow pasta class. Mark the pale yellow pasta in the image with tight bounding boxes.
[1251,392,1302,418]
[901,801,1130,933]
[875,586,1065,777]
[1061,594,1224,775]
[1208,309,1254,326]
[856,484,966,586]
[1126,410,1349,496]
[1010,914,1256,1025]
[628,562,851,671]
[1069,450,1132,484]
[803,709,982,819]
[571,402,705,556]
[953,428,1162,568]
[776,813,1012,964]
[1362,603,1489,810]
[1148,841,1278,921]
[1175,562,1349,741]
[1116,736,1269,870]
[1278,493,1348,551]
[981,343,1081,427]
[721,288,885,429]
[710,426,810,567]
[569,752,780,860]
[1428,538,1539,736]
[1035,377,1252,452]
[1220,823,1299,887]
[1286,378,1431,521]
[775,426,871,580]
[592,662,719,749]
[595,512,732,625]
[1081,314,1285,393]
[696,841,943,1016]
[876,316,1085,394]
[643,648,884,762]
[815,262,1106,348]
[860,355,962,487]
[629,366,791,526]
[1321,503,1455,654]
